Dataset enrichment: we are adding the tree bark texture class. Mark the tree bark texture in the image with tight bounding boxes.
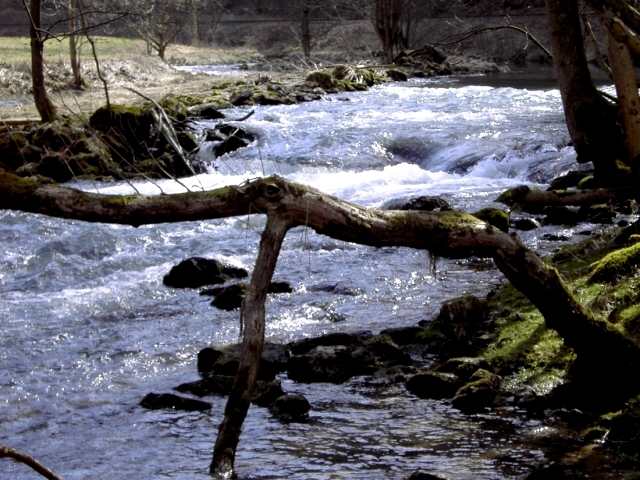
[545,0,623,181]
[2,172,640,477]
[608,24,640,164]
[28,0,57,122]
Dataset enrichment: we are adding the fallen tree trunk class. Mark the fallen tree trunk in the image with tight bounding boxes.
[497,184,628,211]
[2,171,639,478]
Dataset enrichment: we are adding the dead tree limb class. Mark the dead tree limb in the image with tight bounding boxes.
[0,446,63,480]
[434,24,553,60]
[210,215,289,478]
[2,172,640,477]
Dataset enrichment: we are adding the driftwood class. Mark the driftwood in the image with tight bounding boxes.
[0,445,63,480]
[497,184,627,211]
[1,171,639,478]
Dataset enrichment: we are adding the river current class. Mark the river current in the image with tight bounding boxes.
[1,74,585,479]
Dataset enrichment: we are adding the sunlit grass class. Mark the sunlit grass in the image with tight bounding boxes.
[0,36,261,67]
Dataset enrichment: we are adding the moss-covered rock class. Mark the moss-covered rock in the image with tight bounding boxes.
[305,70,336,90]
[451,369,501,412]
[473,207,509,232]
[589,242,640,284]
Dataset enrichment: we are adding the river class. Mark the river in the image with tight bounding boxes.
[1,73,587,479]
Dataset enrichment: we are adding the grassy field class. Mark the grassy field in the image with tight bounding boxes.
[0,36,265,120]
[0,36,261,67]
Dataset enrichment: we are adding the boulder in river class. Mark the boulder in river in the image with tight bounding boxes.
[270,393,311,422]
[187,103,226,120]
[175,376,284,407]
[451,369,502,413]
[473,207,510,233]
[405,370,461,399]
[163,257,248,289]
[197,342,289,381]
[407,472,450,480]
[205,281,293,310]
[382,196,452,212]
[140,393,211,411]
[424,295,491,355]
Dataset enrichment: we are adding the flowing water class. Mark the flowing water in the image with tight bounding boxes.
[1,74,588,479]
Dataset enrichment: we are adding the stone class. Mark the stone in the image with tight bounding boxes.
[305,71,336,90]
[407,472,449,480]
[139,393,211,411]
[428,295,490,355]
[230,90,254,106]
[542,206,580,226]
[175,376,284,407]
[270,394,311,422]
[451,369,501,412]
[380,326,427,345]
[210,283,247,310]
[187,103,226,119]
[383,195,451,212]
[578,204,616,224]
[163,257,248,289]
[386,69,409,81]
[214,135,250,157]
[206,281,293,310]
[288,331,371,355]
[473,208,509,232]
[548,170,593,191]
[197,342,289,380]
[406,371,461,399]
[287,345,371,383]
[511,217,541,231]
[436,357,490,380]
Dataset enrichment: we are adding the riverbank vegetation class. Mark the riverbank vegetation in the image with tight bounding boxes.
[3,0,640,479]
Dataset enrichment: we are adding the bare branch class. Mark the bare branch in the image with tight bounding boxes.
[0,446,63,480]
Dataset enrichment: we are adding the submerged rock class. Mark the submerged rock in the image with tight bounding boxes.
[163,257,248,289]
[140,393,211,411]
[270,393,311,422]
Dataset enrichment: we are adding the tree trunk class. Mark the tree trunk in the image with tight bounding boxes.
[608,25,640,165]
[191,0,200,46]
[301,4,311,59]
[28,0,57,122]
[545,0,623,183]
[68,0,83,89]
[210,215,289,478]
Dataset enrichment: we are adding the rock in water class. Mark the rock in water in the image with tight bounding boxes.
[163,257,248,289]
[140,393,211,411]
[270,394,311,422]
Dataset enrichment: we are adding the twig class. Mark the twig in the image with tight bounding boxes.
[0,446,63,480]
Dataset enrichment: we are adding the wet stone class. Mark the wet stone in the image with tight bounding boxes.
[163,257,248,289]
[406,371,461,399]
[140,393,211,412]
[270,393,311,422]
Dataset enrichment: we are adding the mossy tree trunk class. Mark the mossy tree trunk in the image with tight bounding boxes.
[2,171,640,477]
[26,0,57,123]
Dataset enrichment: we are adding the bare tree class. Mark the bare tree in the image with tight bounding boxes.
[374,0,416,62]
[23,0,58,122]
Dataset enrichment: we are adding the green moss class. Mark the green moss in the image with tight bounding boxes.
[577,175,595,190]
[589,242,640,284]
[473,207,509,232]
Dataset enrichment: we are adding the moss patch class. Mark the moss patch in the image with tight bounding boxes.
[588,242,640,284]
